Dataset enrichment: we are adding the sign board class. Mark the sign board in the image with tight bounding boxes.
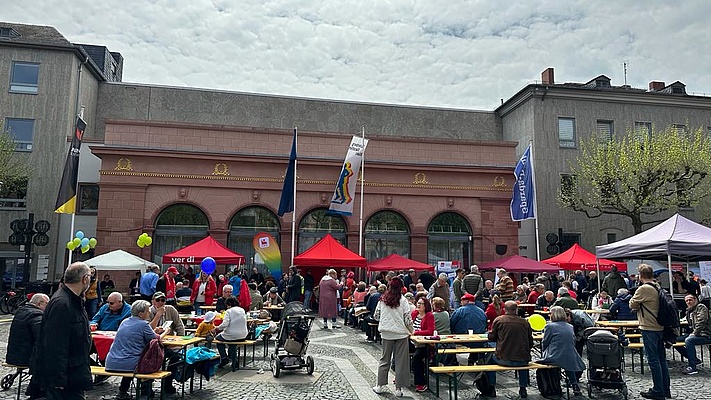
[36,254,49,281]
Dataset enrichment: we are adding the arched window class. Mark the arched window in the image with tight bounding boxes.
[298,208,347,253]
[427,212,472,267]
[228,206,280,269]
[364,211,410,260]
[153,204,209,264]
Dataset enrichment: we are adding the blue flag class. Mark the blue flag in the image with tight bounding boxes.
[510,144,536,221]
[277,129,297,216]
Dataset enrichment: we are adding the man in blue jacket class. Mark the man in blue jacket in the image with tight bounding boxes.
[90,292,131,331]
[450,293,487,365]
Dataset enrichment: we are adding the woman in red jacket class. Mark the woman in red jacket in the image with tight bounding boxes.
[411,297,435,392]
[485,294,504,331]
[190,271,217,315]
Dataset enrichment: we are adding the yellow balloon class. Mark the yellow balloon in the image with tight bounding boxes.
[528,314,547,331]
[144,236,152,246]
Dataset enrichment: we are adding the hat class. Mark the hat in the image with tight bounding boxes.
[203,311,217,323]
[166,266,179,275]
[269,287,278,293]
[461,293,476,302]
[152,291,166,300]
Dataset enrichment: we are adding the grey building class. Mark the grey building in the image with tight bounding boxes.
[0,22,121,284]
[497,68,711,260]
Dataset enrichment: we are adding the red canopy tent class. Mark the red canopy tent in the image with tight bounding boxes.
[479,255,560,273]
[367,254,434,273]
[161,236,245,265]
[293,234,366,267]
[541,243,627,272]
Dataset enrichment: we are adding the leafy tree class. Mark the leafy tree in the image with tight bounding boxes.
[559,125,711,234]
[0,131,32,200]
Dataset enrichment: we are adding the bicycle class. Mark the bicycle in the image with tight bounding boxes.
[0,288,27,315]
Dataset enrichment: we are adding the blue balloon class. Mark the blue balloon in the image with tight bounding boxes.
[201,257,216,274]
[75,231,85,240]
[80,237,90,247]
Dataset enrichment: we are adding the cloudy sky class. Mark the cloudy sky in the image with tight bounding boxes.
[5,1,711,110]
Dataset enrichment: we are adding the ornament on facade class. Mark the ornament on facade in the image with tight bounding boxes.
[320,193,328,204]
[493,176,506,187]
[252,190,261,202]
[447,197,454,208]
[115,158,133,171]
[414,172,428,184]
[385,195,393,206]
[212,163,229,176]
[178,187,189,199]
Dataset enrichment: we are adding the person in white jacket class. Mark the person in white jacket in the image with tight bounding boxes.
[213,297,248,368]
[372,276,413,397]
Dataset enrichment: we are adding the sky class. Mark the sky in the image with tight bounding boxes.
[5,1,711,110]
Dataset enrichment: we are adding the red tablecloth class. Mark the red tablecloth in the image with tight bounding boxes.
[190,316,223,326]
[92,333,115,362]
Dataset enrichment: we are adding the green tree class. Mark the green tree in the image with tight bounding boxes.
[0,131,32,200]
[559,125,711,234]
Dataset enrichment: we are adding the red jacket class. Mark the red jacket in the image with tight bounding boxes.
[190,276,217,306]
[411,310,435,336]
[485,303,504,331]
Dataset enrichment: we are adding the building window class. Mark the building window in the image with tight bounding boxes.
[298,208,347,254]
[560,232,581,253]
[634,122,652,141]
[4,118,34,151]
[77,183,99,214]
[427,212,472,267]
[607,233,617,244]
[153,204,209,264]
[558,117,576,148]
[0,177,28,209]
[596,120,614,141]
[228,206,280,271]
[0,27,20,39]
[673,124,689,136]
[9,62,39,94]
[364,211,410,261]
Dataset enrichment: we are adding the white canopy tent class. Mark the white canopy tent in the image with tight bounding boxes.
[596,214,711,292]
[84,249,156,271]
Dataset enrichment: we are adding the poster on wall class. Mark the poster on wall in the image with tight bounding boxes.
[437,261,459,280]
[699,261,711,283]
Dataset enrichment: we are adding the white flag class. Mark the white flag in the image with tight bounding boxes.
[328,136,369,216]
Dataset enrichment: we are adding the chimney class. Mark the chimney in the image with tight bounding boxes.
[649,81,665,91]
[541,68,555,85]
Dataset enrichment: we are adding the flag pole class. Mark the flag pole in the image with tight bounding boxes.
[67,59,85,266]
[358,126,365,256]
[529,140,541,261]
[290,127,298,266]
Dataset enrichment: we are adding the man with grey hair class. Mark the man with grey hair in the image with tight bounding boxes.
[552,286,579,310]
[32,262,93,399]
[6,293,49,366]
[90,292,131,331]
[427,273,451,309]
[216,284,234,313]
[462,265,484,309]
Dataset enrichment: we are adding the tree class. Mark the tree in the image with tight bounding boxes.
[0,131,32,200]
[559,125,711,234]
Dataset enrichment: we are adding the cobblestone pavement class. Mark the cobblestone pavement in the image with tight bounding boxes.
[0,315,708,400]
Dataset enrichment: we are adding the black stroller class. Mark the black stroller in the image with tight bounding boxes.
[583,327,628,399]
[270,302,315,378]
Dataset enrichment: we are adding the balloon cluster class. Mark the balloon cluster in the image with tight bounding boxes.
[137,233,153,248]
[66,231,97,253]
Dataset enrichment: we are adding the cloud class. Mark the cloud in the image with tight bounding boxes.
[5,0,711,109]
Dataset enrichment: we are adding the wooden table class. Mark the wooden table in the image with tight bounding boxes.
[199,305,216,311]
[162,336,205,399]
[596,320,639,329]
[584,308,610,314]
[262,305,285,310]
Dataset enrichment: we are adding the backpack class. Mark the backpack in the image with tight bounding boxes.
[135,338,164,374]
[536,367,563,398]
[640,283,680,344]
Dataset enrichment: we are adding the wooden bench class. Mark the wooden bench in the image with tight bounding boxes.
[90,366,171,400]
[367,322,381,343]
[211,339,258,371]
[437,347,496,355]
[2,363,29,400]
[627,342,686,374]
[429,362,558,400]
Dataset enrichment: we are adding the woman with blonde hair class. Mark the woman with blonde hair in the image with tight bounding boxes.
[485,294,504,331]
[318,269,342,329]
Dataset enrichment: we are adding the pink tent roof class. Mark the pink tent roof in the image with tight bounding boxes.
[293,234,367,267]
[367,254,434,272]
[162,236,245,265]
[478,255,560,273]
[542,243,627,272]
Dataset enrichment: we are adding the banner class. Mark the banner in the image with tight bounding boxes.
[510,144,536,221]
[253,232,282,281]
[328,135,369,216]
[55,116,87,214]
[277,128,297,217]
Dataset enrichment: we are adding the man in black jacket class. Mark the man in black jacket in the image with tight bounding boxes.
[7,293,48,399]
[286,266,302,303]
[32,262,93,400]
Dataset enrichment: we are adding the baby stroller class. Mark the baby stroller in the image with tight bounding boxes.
[583,327,628,399]
[270,301,315,378]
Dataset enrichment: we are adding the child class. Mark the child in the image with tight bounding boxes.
[195,311,217,342]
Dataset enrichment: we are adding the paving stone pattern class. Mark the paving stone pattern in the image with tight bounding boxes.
[0,316,708,400]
